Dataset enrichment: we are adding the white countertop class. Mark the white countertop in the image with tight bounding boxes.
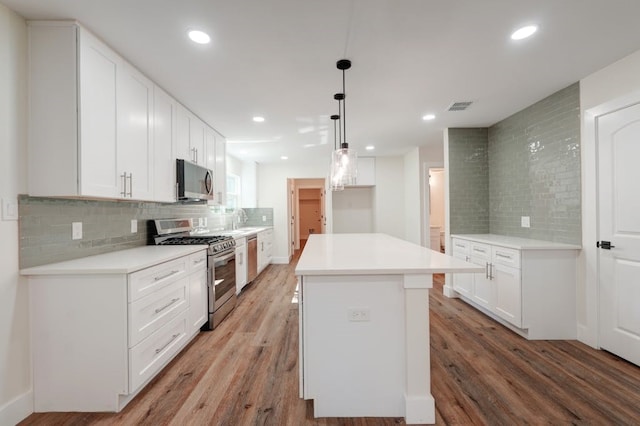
[295,233,483,276]
[195,226,272,239]
[451,234,582,250]
[20,245,207,276]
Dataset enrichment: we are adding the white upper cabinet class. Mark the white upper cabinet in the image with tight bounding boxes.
[214,131,227,205]
[190,116,206,166]
[353,157,375,186]
[153,86,177,202]
[29,22,121,198]
[205,127,226,206]
[176,104,192,162]
[28,21,152,200]
[28,21,225,203]
[77,28,120,197]
[176,104,206,166]
[117,62,154,200]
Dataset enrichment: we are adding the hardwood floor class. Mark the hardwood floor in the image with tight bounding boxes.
[20,249,640,425]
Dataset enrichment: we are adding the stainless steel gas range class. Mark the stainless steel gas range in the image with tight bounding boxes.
[152,218,236,330]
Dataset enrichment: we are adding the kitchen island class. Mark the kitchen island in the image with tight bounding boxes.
[295,233,482,424]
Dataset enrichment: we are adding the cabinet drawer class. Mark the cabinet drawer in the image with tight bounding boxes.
[129,257,189,302]
[129,277,189,347]
[129,312,188,392]
[469,242,491,261]
[452,238,470,255]
[492,246,520,269]
[188,250,207,272]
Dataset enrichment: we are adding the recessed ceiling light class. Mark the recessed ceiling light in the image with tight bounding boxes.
[253,116,265,123]
[281,156,288,160]
[188,30,211,44]
[365,145,375,151]
[422,114,436,121]
[511,25,537,40]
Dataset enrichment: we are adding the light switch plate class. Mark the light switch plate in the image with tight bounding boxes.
[262,215,267,222]
[521,216,530,228]
[131,219,137,233]
[1,197,18,221]
[72,222,82,240]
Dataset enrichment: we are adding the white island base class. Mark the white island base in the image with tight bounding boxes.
[295,234,482,424]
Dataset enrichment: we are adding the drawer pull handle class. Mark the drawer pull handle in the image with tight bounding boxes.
[193,258,205,265]
[495,253,512,259]
[155,333,180,355]
[154,270,179,281]
[154,298,180,314]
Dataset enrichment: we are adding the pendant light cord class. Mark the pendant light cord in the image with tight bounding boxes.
[342,69,347,148]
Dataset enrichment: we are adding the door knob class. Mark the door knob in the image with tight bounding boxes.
[597,241,615,249]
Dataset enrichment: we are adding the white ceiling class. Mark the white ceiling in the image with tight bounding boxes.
[4,0,640,164]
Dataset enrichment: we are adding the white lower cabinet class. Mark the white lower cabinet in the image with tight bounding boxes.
[235,237,248,293]
[26,247,207,412]
[450,235,578,340]
[257,229,273,274]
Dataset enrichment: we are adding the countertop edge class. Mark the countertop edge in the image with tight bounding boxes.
[451,234,582,250]
[20,245,207,276]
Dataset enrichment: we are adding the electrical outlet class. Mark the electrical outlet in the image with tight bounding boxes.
[131,219,138,233]
[262,215,267,222]
[348,308,371,322]
[1,197,18,221]
[72,222,83,240]
[521,216,530,228]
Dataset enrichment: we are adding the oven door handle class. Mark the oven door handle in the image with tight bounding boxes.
[214,252,235,262]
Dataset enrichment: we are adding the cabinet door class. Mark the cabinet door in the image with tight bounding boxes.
[257,231,266,273]
[469,242,493,310]
[493,263,522,327]
[188,269,208,335]
[214,131,227,205]
[356,157,375,185]
[78,30,119,197]
[235,242,247,293]
[190,116,206,165]
[153,86,177,202]
[117,63,154,200]
[452,253,473,297]
[176,104,191,161]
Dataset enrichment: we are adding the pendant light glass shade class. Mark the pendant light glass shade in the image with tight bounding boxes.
[330,146,358,189]
[329,59,357,191]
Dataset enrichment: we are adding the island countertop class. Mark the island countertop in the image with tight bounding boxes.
[295,233,483,276]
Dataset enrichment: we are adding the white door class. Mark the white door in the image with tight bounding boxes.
[597,102,640,366]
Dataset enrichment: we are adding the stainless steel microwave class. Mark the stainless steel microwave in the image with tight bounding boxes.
[176,159,214,201]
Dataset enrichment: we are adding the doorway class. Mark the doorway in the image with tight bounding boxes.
[299,188,322,242]
[427,167,445,252]
[287,178,326,253]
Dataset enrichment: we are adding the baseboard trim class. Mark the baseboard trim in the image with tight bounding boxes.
[577,324,599,349]
[271,256,290,264]
[0,390,33,426]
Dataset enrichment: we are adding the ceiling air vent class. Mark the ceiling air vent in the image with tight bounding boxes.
[447,101,473,111]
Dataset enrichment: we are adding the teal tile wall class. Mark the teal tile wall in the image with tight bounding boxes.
[19,196,241,268]
[447,82,581,245]
[448,128,490,234]
[488,83,580,244]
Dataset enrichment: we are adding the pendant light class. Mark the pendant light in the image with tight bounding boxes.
[329,59,357,190]
[330,93,344,191]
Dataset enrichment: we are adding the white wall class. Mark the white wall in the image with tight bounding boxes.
[0,5,32,424]
[332,188,374,233]
[227,154,257,208]
[257,159,329,262]
[404,148,421,245]
[374,156,405,239]
[578,47,640,347]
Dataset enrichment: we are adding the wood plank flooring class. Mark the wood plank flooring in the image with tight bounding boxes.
[20,248,640,425]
